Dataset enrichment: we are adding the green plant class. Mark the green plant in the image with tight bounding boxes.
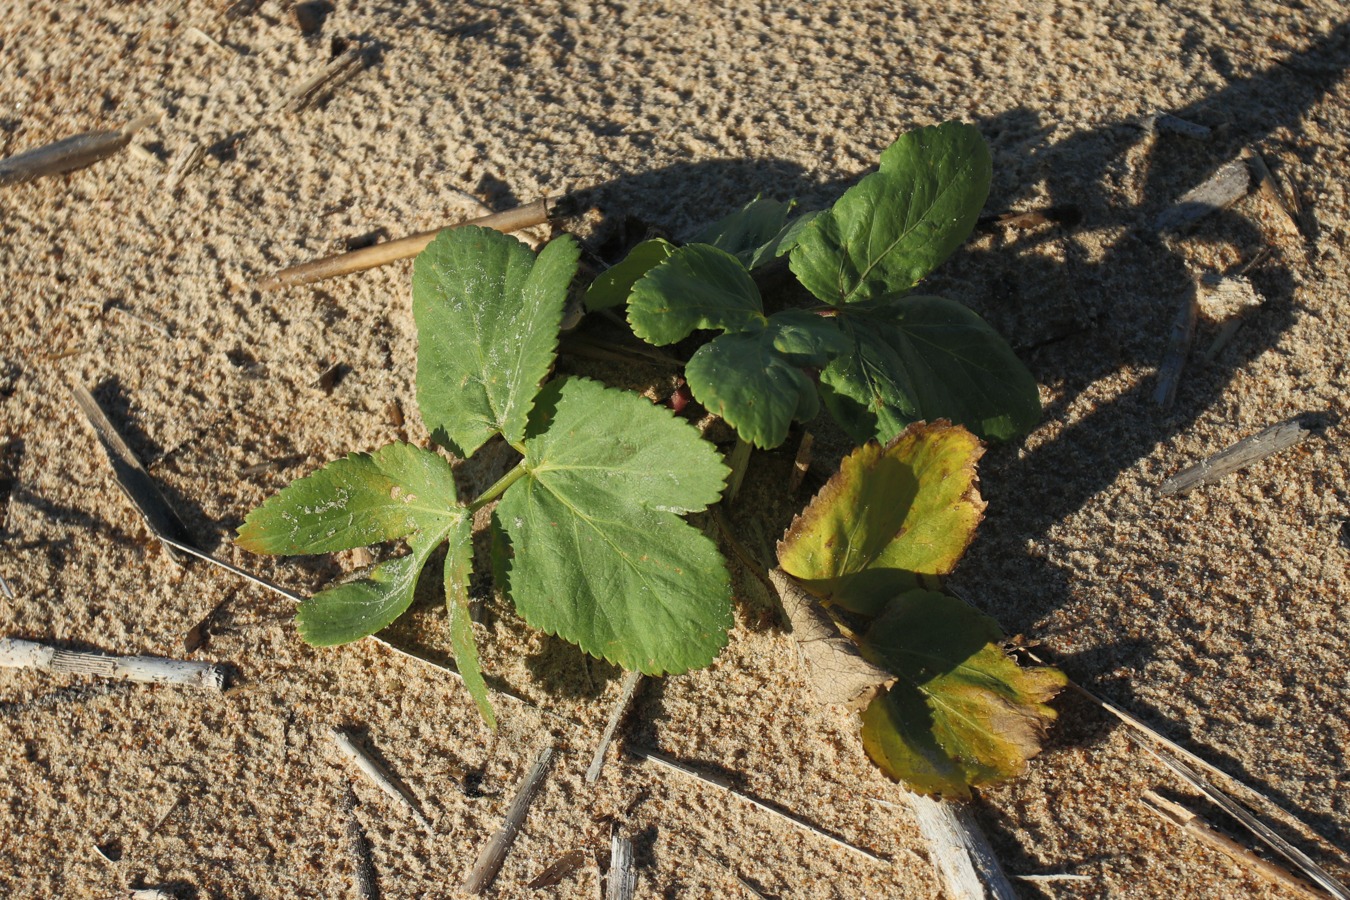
[237,226,734,726]
[236,123,1063,800]
[586,121,1041,452]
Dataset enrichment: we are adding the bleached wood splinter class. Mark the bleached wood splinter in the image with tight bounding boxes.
[0,637,225,690]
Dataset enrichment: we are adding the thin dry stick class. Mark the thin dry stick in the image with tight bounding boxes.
[1153,287,1198,409]
[1038,667,1350,889]
[607,830,637,900]
[463,746,556,894]
[0,636,226,690]
[0,114,160,187]
[331,727,432,832]
[1140,791,1325,900]
[586,670,643,784]
[1155,157,1252,232]
[1159,416,1312,494]
[163,142,206,193]
[70,382,191,557]
[257,199,553,291]
[342,785,379,900]
[1012,874,1092,884]
[1143,744,1350,900]
[906,792,1017,900]
[286,45,372,113]
[630,745,887,865]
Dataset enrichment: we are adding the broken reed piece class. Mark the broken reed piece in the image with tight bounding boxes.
[1246,148,1306,239]
[1022,654,1350,893]
[1159,415,1313,495]
[1140,791,1325,900]
[607,830,637,900]
[905,792,1017,900]
[0,636,226,690]
[330,727,433,832]
[162,142,206,194]
[1152,286,1198,410]
[0,113,160,187]
[630,745,887,865]
[1155,157,1252,232]
[257,198,553,291]
[1142,746,1350,900]
[342,784,379,900]
[1142,112,1213,140]
[286,44,373,113]
[69,382,191,558]
[463,746,556,894]
[586,670,644,784]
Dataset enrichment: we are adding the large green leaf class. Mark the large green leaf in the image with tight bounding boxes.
[820,296,1041,444]
[628,244,765,345]
[777,423,985,616]
[690,196,795,269]
[684,310,845,449]
[236,442,462,555]
[496,377,732,674]
[584,238,675,311]
[858,590,1065,798]
[414,226,580,456]
[789,122,991,305]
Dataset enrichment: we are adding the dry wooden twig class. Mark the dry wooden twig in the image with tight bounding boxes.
[0,636,226,690]
[163,143,206,194]
[1140,790,1325,900]
[342,784,380,900]
[1143,745,1350,899]
[331,727,433,832]
[257,198,553,291]
[1153,287,1198,410]
[70,382,191,557]
[286,45,374,114]
[905,793,1017,900]
[1160,415,1313,494]
[0,114,160,187]
[1155,158,1252,232]
[606,830,637,900]
[586,670,643,784]
[463,746,556,894]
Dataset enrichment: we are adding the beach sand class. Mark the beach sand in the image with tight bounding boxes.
[1,1,1347,896]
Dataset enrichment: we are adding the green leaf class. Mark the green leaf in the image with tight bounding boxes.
[236,442,474,651]
[761,209,824,263]
[777,423,985,616]
[858,590,1065,798]
[236,443,462,555]
[445,524,494,728]
[820,296,1041,444]
[628,244,765,345]
[296,523,456,645]
[414,226,580,457]
[584,238,675,311]
[497,377,733,674]
[684,310,846,449]
[690,196,794,268]
[789,122,991,305]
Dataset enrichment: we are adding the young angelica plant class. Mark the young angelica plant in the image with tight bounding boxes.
[237,226,734,727]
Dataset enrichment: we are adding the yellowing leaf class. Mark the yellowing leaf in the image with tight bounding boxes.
[777,422,985,616]
[858,590,1066,798]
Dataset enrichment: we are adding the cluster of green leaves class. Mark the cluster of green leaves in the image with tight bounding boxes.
[777,422,1065,798]
[237,226,734,726]
[586,121,1040,451]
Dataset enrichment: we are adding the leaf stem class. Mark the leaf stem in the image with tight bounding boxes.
[725,434,753,503]
[471,462,528,510]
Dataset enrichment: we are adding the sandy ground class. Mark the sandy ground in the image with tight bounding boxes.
[2,1,1348,897]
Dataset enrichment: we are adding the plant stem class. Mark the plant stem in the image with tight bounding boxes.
[725,435,753,503]
[470,461,528,511]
